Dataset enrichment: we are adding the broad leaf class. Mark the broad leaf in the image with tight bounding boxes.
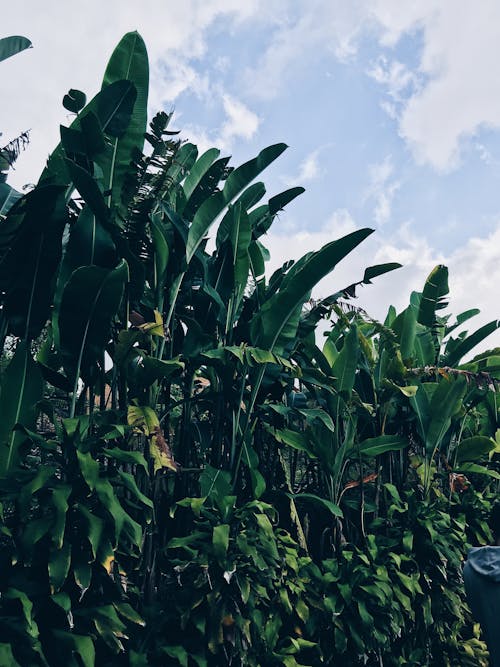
[455,436,496,464]
[100,32,149,211]
[186,143,287,262]
[288,493,343,518]
[0,185,67,338]
[444,320,499,367]
[417,264,449,327]
[356,435,408,457]
[252,229,373,353]
[0,341,44,476]
[55,260,128,384]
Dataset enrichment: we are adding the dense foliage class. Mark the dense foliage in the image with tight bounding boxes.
[0,32,499,666]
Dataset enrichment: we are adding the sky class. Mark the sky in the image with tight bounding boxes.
[3,1,500,351]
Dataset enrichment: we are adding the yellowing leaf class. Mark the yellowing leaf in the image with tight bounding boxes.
[150,426,178,474]
[138,309,164,337]
[102,554,114,575]
[127,405,159,436]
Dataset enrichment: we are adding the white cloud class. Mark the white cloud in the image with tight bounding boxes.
[245,0,368,99]
[8,2,500,181]
[2,0,262,188]
[283,148,323,186]
[220,94,260,144]
[181,91,260,153]
[364,156,400,226]
[241,1,500,171]
[372,0,500,171]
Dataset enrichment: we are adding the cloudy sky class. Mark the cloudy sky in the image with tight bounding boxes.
[3,1,500,348]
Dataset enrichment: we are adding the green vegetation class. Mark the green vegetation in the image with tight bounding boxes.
[0,32,498,666]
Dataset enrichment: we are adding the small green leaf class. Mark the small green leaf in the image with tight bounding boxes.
[63,89,87,114]
[288,493,343,518]
[212,524,230,563]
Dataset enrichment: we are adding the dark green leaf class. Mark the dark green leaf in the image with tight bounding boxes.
[62,89,87,114]
[0,341,44,476]
[186,143,287,262]
[0,36,32,62]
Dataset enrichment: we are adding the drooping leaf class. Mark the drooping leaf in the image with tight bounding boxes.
[55,260,128,383]
[288,493,343,518]
[50,485,72,549]
[363,262,402,283]
[51,631,95,667]
[356,435,408,458]
[251,229,373,353]
[183,147,221,202]
[0,36,32,62]
[212,524,230,563]
[417,264,449,327]
[127,405,177,473]
[186,143,287,262]
[332,325,359,398]
[0,341,44,476]
[444,320,499,367]
[424,376,467,457]
[48,541,72,592]
[0,185,67,338]
[62,89,87,114]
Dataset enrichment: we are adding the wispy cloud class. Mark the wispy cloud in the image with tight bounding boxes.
[372,1,500,171]
[283,146,332,187]
[182,91,260,153]
[219,94,260,144]
[364,156,400,226]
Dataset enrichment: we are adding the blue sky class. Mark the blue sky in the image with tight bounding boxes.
[3,1,500,347]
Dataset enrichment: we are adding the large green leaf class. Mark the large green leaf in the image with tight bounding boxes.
[51,632,95,667]
[0,341,44,476]
[40,80,138,187]
[455,463,500,480]
[444,307,480,337]
[392,293,419,362]
[182,147,220,202]
[444,320,499,367]
[0,644,21,667]
[288,493,343,518]
[186,143,287,262]
[0,185,67,338]
[356,435,408,457]
[332,325,359,398]
[216,182,266,247]
[55,260,128,386]
[423,376,467,457]
[0,36,32,62]
[454,436,496,464]
[417,264,449,327]
[52,205,117,325]
[230,204,251,291]
[250,186,305,238]
[0,175,22,215]
[100,31,149,212]
[252,229,373,353]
